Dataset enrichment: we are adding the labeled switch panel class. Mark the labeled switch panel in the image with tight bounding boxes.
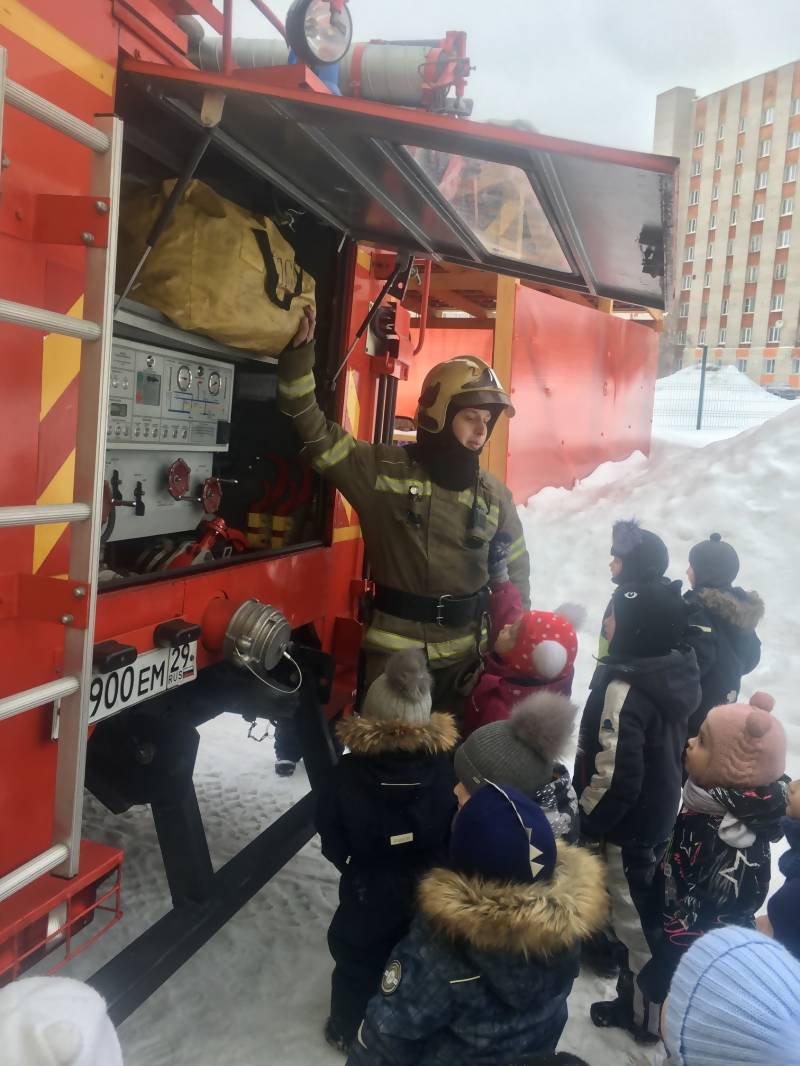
[108,340,234,452]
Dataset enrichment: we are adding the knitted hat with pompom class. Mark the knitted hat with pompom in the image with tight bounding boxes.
[361,649,433,724]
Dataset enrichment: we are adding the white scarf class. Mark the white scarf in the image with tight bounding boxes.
[682,779,756,847]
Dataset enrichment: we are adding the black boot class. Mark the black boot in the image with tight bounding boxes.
[582,931,622,978]
[275,759,297,777]
[590,969,659,1046]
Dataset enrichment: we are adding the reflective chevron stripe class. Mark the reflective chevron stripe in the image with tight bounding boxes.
[311,435,356,472]
[278,371,316,400]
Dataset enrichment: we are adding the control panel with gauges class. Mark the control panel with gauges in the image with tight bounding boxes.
[104,340,235,543]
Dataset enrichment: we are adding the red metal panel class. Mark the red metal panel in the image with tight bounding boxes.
[395,327,494,419]
[505,287,656,504]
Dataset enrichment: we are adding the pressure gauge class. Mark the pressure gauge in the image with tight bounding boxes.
[176,365,193,391]
[207,370,222,396]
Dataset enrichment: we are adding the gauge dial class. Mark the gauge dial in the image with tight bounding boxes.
[176,365,192,391]
[207,370,221,396]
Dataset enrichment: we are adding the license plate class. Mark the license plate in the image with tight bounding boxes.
[88,642,197,724]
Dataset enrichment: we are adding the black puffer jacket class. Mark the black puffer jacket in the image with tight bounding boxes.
[684,586,763,736]
[574,649,701,848]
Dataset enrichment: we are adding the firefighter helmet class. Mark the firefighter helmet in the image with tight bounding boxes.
[415,356,515,434]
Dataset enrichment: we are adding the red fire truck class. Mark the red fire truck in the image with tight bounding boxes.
[0,0,675,1022]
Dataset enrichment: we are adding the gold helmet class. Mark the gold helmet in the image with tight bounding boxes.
[415,356,515,434]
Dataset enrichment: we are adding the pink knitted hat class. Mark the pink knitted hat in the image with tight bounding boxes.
[699,692,786,788]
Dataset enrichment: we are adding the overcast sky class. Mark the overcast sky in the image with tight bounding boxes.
[225,0,800,151]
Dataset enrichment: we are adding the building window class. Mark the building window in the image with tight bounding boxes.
[714,152,721,170]
[752,202,765,221]
[763,356,777,371]
[793,357,800,374]
[792,98,800,117]
[689,188,700,205]
[676,330,687,344]
[687,217,698,233]
[733,176,742,194]
[756,170,769,190]
[709,213,717,230]
[717,122,725,140]
[789,130,800,149]
[679,301,690,318]
[737,357,748,372]
[691,160,702,176]
[684,245,695,262]
[700,301,709,318]
[706,243,714,259]
[774,262,787,280]
[749,234,762,253]
[695,130,705,147]
[730,208,738,225]
[681,274,693,290]
[785,163,798,183]
[758,139,771,157]
[761,106,774,125]
[746,264,759,283]
[738,115,746,132]
[712,183,720,200]
[736,147,744,164]
[698,327,707,344]
[781,197,794,215]
[721,298,729,315]
[724,268,732,285]
[778,228,792,248]
[726,239,735,256]
[740,326,752,343]
[770,293,784,311]
[703,272,712,288]
[743,296,755,312]
[718,327,727,344]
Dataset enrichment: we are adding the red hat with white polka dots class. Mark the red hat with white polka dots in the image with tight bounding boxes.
[504,610,579,680]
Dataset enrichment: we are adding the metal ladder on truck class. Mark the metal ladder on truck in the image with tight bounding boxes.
[0,46,123,903]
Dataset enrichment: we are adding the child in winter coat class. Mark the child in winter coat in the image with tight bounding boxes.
[663,926,800,1066]
[462,536,580,739]
[0,976,123,1066]
[764,777,800,959]
[345,782,608,1066]
[573,573,700,1042]
[638,692,788,1010]
[599,519,669,658]
[683,533,764,737]
[315,650,458,1052]
[455,690,579,841]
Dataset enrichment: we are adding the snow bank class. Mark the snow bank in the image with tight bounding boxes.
[44,406,800,1066]
[653,363,792,432]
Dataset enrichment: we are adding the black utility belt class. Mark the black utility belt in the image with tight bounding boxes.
[373,585,488,628]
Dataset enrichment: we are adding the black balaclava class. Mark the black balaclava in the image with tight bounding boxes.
[411,403,502,491]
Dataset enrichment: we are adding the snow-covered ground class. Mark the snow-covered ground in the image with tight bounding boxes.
[47,402,800,1066]
[652,363,792,434]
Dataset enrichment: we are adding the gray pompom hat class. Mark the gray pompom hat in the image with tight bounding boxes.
[361,650,433,724]
[455,690,577,797]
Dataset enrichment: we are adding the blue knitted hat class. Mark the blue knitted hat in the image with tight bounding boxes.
[666,926,800,1065]
[449,782,556,885]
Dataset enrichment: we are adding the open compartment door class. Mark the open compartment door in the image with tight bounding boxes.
[121,59,678,309]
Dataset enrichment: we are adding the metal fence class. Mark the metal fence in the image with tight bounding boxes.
[653,348,794,431]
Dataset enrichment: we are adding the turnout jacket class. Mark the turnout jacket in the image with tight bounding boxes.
[684,586,764,735]
[278,343,530,667]
[345,844,607,1066]
[574,649,701,848]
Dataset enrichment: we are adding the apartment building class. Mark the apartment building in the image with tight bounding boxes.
[655,61,800,388]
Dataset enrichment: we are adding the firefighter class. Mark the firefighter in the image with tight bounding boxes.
[278,306,530,715]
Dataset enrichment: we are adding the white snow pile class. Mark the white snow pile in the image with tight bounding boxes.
[47,403,800,1066]
[653,363,792,432]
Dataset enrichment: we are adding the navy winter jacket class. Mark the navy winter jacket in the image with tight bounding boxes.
[684,585,763,736]
[345,843,608,1066]
[574,648,701,849]
[768,815,800,961]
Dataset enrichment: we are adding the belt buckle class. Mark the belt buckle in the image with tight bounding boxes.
[435,594,452,627]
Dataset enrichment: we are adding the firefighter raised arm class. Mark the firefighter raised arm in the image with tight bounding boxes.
[278,305,530,713]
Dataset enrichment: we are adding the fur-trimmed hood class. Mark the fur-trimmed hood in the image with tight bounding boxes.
[418,841,607,959]
[698,587,764,631]
[336,711,458,757]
